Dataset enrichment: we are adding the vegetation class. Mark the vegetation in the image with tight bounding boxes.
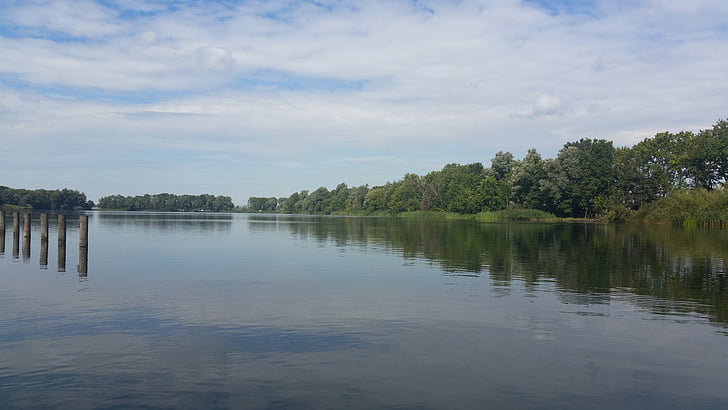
[0,186,93,210]
[98,193,234,212]
[250,118,728,225]
[476,209,558,221]
[635,189,728,227]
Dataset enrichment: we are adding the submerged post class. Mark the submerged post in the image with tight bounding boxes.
[22,213,31,260]
[40,235,48,268]
[78,215,88,276]
[23,213,31,239]
[58,214,66,243]
[79,215,88,249]
[57,215,66,272]
[12,212,20,257]
[78,246,88,277]
[40,213,48,241]
[12,213,19,258]
[0,210,5,255]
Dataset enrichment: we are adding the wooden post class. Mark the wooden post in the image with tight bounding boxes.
[40,235,48,268]
[58,215,66,243]
[23,213,31,239]
[22,213,31,260]
[40,213,48,241]
[78,215,88,276]
[57,215,66,272]
[0,210,5,255]
[39,213,48,267]
[78,246,88,277]
[13,212,19,236]
[23,236,31,260]
[79,215,88,249]
[12,213,19,258]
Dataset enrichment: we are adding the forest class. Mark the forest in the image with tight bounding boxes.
[0,186,93,210]
[97,193,235,212]
[249,119,728,224]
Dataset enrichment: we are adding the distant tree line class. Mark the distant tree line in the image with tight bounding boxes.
[0,186,93,210]
[250,118,728,219]
[98,193,234,212]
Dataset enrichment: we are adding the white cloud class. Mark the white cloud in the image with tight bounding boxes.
[0,0,727,202]
[515,94,565,118]
[195,47,237,72]
[3,0,122,38]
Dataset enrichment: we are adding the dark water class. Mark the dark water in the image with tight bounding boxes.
[1,212,727,409]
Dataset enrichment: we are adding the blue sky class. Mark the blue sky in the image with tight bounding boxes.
[1,0,727,205]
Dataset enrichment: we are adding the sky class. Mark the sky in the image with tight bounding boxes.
[1,0,727,205]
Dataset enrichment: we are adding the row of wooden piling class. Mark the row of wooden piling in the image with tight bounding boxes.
[0,210,88,276]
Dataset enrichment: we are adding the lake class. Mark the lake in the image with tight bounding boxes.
[1,211,727,409]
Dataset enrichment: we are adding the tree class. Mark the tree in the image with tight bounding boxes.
[1,186,90,210]
[364,184,393,212]
[325,183,350,213]
[511,148,546,209]
[683,120,728,190]
[346,185,369,211]
[300,187,331,214]
[389,174,422,212]
[490,151,515,181]
[248,197,278,212]
[541,138,616,218]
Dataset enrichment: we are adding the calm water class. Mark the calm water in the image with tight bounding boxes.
[1,212,727,409]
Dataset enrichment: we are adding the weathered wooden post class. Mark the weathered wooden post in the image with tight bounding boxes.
[0,210,5,255]
[79,215,88,249]
[57,215,66,272]
[12,212,19,258]
[40,213,48,241]
[13,212,19,236]
[39,213,48,267]
[78,246,88,277]
[40,236,48,268]
[23,213,31,239]
[78,215,88,276]
[58,215,66,243]
[22,213,31,260]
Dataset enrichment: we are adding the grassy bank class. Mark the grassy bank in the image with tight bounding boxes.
[477,208,560,222]
[1,204,26,212]
[634,188,728,227]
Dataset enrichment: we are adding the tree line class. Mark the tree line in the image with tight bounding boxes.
[0,186,93,210]
[249,118,728,219]
[97,193,235,212]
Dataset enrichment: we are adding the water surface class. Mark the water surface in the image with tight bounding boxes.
[1,212,727,409]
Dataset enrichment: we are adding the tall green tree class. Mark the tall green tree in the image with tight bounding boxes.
[510,148,546,209]
[490,151,515,181]
[541,138,616,218]
[389,174,422,212]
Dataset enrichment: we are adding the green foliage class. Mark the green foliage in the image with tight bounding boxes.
[510,148,546,210]
[476,208,558,221]
[634,188,728,227]
[540,138,616,218]
[399,210,468,219]
[98,193,234,212]
[248,197,278,212]
[0,186,91,210]
[490,151,515,181]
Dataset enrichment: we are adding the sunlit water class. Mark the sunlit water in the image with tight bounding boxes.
[1,212,727,409]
